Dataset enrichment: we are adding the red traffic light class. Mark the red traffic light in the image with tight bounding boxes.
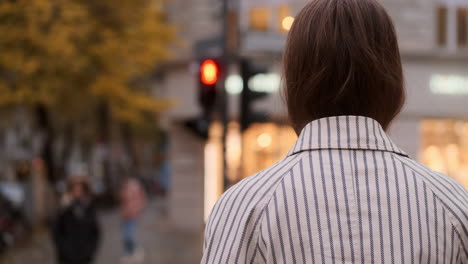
[200,59,219,85]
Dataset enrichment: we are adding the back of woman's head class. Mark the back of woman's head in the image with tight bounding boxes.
[284,0,405,133]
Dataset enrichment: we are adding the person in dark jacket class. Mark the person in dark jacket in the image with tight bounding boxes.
[52,178,101,264]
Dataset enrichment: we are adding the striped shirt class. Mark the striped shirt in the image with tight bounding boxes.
[201,116,468,264]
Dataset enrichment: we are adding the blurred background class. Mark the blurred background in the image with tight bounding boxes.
[0,0,467,263]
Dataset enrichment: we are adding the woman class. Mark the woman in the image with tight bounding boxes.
[119,177,147,262]
[53,178,100,264]
[201,0,468,263]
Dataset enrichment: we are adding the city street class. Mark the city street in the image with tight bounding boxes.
[1,199,203,264]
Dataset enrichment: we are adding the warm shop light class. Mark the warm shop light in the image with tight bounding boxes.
[204,141,222,221]
[282,16,294,31]
[257,133,272,148]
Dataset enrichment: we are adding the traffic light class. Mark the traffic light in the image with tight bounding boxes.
[199,59,220,115]
[184,59,221,139]
[240,58,269,131]
[200,59,219,85]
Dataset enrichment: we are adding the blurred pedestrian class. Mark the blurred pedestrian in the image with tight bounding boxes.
[155,130,171,197]
[201,0,468,263]
[52,177,100,264]
[119,177,147,263]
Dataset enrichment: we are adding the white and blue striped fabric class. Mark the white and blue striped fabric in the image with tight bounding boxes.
[201,116,468,264]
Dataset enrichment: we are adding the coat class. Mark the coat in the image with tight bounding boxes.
[52,199,100,264]
[202,116,468,263]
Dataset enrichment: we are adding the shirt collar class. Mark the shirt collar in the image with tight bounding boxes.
[288,116,408,158]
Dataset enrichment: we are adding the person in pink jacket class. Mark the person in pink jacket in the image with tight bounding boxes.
[119,178,147,261]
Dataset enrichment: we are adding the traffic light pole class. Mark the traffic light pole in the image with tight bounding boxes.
[221,0,230,190]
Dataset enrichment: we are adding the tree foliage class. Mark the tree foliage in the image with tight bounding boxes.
[0,0,175,126]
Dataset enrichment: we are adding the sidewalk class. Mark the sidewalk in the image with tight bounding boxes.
[1,199,203,264]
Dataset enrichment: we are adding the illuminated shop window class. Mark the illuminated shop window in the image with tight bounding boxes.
[203,121,297,216]
[204,122,223,221]
[249,7,271,32]
[241,123,297,179]
[421,120,468,189]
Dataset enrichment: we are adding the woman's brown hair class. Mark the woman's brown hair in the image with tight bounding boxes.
[284,0,405,134]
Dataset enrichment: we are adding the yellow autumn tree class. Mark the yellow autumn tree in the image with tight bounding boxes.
[0,0,174,122]
[0,0,175,181]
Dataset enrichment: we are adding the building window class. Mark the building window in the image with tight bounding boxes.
[227,10,239,51]
[241,123,296,179]
[421,120,468,189]
[437,5,468,49]
[437,6,448,47]
[278,5,293,32]
[457,7,468,47]
[249,7,271,32]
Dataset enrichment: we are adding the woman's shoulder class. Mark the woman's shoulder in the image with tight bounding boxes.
[395,156,468,234]
[209,154,305,223]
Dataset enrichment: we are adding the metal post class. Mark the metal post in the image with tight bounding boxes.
[221,0,230,190]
